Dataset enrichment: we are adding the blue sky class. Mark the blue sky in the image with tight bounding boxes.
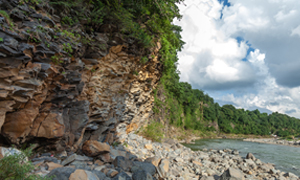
[218,0,231,19]
[174,0,300,118]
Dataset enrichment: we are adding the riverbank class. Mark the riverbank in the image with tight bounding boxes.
[118,132,299,179]
[139,123,272,145]
[1,132,299,179]
[244,138,300,147]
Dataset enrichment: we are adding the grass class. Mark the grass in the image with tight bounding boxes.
[0,10,12,25]
[140,121,164,142]
[140,56,148,64]
[51,54,63,64]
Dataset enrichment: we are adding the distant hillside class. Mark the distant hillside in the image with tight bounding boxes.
[153,78,300,137]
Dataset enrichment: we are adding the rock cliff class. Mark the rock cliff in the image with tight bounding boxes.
[0,0,161,152]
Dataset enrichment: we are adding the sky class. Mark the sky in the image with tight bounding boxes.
[174,0,300,118]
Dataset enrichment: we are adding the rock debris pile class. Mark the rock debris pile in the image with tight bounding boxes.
[2,132,299,180]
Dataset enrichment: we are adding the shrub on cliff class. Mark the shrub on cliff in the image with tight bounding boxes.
[0,147,52,180]
[141,121,164,142]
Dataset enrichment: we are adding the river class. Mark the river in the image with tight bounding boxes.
[183,139,300,176]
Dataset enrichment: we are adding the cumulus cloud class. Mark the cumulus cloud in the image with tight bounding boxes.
[174,0,256,90]
[174,0,300,118]
[221,0,300,87]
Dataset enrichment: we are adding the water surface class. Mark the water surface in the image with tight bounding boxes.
[184,139,300,176]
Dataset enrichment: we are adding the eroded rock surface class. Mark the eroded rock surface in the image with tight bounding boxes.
[0,0,161,151]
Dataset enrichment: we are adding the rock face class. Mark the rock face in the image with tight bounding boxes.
[0,0,161,150]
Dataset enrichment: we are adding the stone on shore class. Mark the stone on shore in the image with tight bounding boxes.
[112,156,132,172]
[220,168,245,180]
[46,167,76,180]
[82,140,110,157]
[157,158,170,178]
[246,152,256,160]
[132,170,153,180]
[69,169,99,180]
[111,172,132,180]
[46,162,63,171]
[131,161,156,176]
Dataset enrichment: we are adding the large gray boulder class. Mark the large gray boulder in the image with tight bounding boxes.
[131,161,156,176]
[246,153,256,160]
[220,168,244,180]
[132,170,153,180]
[112,156,133,172]
[112,172,132,180]
[46,167,76,180]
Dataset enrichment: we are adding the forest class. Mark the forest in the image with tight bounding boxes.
[155,78,300,137]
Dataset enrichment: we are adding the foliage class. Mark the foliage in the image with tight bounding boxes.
[140,56,148,64]
[141,121,164,142]
[51,54,63,64]
[0,147,53,180]
[132,70,139,76]
[61,30,77,39]
[0,10,12,24]
[0,37,3,42]
[19,0,43,5]
[156,80,300,136]
[49,0,184,50]
[62,43,73,56]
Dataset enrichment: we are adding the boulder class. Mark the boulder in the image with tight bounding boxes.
[220,168,244,180]
[157,158,169,178]
[231,150,239,155]
[69,169,99,180]
[199,176,216,180]
[32,156,59,163]
[145,156,161,167]
[111,172,132,180]
[131,161,156,176]
[45,162,63,171]
[61,154,92,166]
[0,147,24,160]
[91,170,110,180]
[144,144,153,150]
[132,170,153,180]
[112,156,132,172]
[82,140,110,157]
[47,167,76,180]
[246,153,256,160]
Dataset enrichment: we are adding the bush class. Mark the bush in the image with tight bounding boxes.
[0,147,52,180]
[141,121,164,142]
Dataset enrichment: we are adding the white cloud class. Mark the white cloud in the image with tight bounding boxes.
[175,0,300,118]
[275,10,297,22]
[291,25,300,37]
[175,0,255,90]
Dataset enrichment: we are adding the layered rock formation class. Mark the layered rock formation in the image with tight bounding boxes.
[0,0,161,151]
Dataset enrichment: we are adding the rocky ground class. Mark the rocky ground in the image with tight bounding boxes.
[244,138,300,147]
[2,131,300,180]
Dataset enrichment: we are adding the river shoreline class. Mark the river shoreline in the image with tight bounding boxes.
[118,133,300,179]
[180,131,300,149]
[1,132,299,179]
[243,138,300,147]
